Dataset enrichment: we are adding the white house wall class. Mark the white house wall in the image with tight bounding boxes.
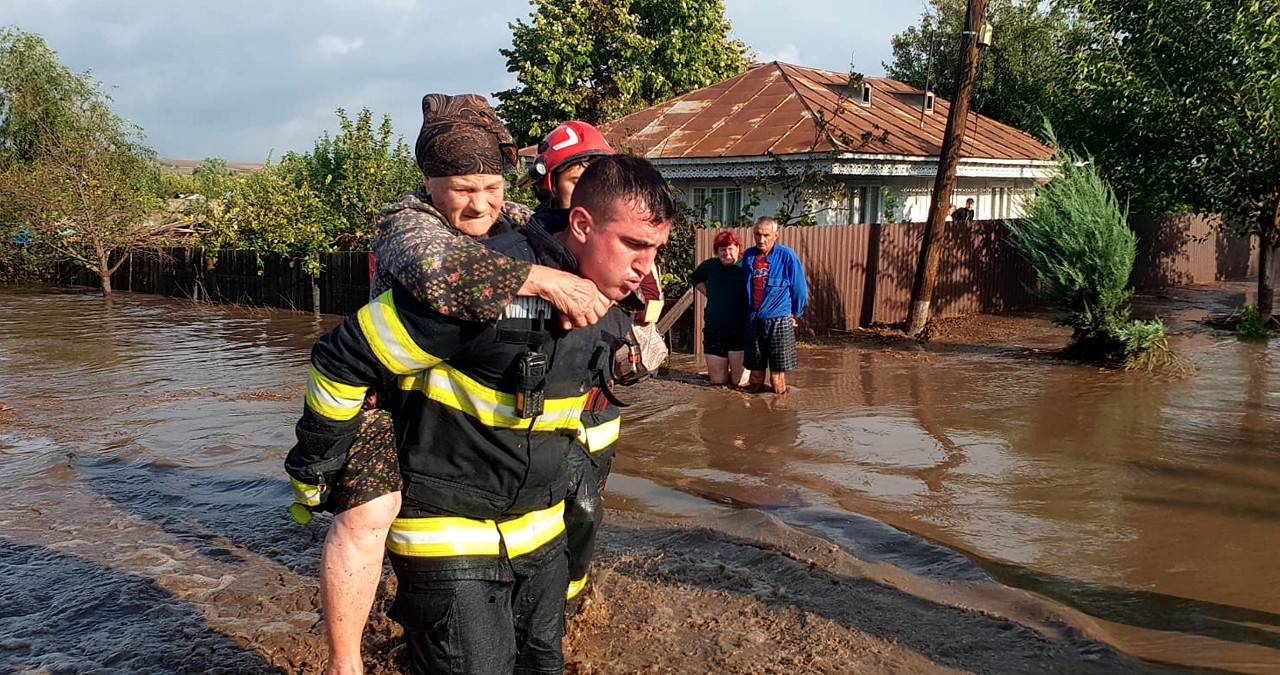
[895,178,1037,222]
[671,176,1039,226]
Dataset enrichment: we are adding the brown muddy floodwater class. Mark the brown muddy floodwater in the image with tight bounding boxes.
[1,286,1278,674]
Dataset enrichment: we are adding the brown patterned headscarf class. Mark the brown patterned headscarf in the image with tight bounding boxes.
[415,93,517,178]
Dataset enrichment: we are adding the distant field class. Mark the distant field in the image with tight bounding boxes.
[157,158,263,175]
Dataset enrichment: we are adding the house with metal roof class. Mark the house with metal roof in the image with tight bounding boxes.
[594,61,1055,225]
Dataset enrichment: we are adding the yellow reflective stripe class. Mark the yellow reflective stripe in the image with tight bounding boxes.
[578,416,620,454]
[357,291,441,375]
[399,373,424,392]
[386,501,566,559]
[305,366,367,421]
[498,501,566,558]
[399,366,586,431]
[567,572,589,600]
[291,477,322,507]
[386,516,502,557]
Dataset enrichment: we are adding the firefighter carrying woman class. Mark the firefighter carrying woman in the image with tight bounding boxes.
[285,92,670,675]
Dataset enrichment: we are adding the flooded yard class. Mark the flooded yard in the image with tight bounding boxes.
[0,285,1276,673]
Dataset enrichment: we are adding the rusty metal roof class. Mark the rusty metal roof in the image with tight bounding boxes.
[589,61,1052,162]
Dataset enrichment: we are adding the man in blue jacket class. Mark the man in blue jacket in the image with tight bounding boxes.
[742,216,808,395]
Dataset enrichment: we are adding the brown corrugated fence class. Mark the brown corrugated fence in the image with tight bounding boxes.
[692,214,1256,339]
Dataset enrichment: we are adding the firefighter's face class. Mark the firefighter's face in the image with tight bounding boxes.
[427,174,505,237]
[551,162,589,210]
[569,197,670,301]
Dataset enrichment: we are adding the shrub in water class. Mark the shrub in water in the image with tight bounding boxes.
[1006,126,1173,369]
[1236,305,1268,340]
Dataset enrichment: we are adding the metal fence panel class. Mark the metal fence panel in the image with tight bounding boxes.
[57,213,1256,329]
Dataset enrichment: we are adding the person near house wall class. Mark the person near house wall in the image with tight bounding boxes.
[692,229,750,387]
[950,197,976,222]
[524,119,639,611]
[742,216,808,395]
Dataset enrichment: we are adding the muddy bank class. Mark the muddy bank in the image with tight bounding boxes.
[254,508,1166,675]
[563,509,1174,675]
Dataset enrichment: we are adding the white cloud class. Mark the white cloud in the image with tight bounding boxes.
[30,0,79,10]
[755,44,802,65]
[278,105,342,141]
[315,35,365,57]
[367,0,417,10]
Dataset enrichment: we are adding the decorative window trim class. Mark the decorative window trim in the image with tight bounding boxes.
[651,155,1056,180]
[688,184,745,225]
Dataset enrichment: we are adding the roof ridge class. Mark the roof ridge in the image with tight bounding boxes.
[773,62,838,153]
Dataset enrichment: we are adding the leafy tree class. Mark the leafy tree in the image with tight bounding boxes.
[0,27,174,296]
[657,203,700,299]
[496,0,751,145]
[1070,0,1280,317]
[1005,130,1170,369]
[885,0,1093,136]
[196,107,419,265]
[294,107,419,248]
[153,157,238,205]
[0,27,97,164]
[190,157,236,196]
[197,159,342,272]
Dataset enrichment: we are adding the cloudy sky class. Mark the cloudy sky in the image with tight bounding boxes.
[6,0,929,163]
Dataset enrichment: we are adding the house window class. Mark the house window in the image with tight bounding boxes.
[819,191,851,225]
[848,185,881,224]
[924,92,935,115]
[859,82,873,107]
[689,185,743,225]
[993,188,1011,218]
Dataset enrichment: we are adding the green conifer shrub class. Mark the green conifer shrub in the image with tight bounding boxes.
[1006,130,1173,370]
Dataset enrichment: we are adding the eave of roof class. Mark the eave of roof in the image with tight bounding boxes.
[646,153,1057,181]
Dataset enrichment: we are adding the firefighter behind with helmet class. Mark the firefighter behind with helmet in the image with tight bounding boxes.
[525,121,625,610]
[528,120,613,211]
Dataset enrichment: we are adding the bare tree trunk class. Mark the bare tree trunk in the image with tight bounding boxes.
[97,246,113,298]
[1259,204,1280,322]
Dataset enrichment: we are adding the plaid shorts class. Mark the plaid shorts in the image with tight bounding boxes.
[329,408,403,513]
[744,316,798,372]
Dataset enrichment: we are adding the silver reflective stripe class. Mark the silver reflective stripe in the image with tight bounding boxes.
[504,297,554,320]
[357,293,441,375]
[305,367,364,421]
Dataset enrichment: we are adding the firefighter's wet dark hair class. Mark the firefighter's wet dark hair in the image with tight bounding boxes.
[570,154,676,226]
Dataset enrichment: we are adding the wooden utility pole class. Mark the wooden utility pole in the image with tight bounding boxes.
[906,0,990,337]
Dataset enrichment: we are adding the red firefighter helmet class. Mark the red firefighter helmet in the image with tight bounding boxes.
[528,120,614,194]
